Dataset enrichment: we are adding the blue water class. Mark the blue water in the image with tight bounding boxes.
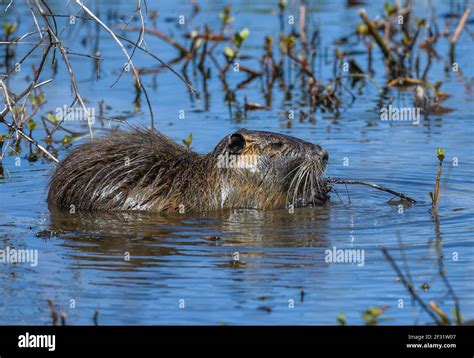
[0,0,473,325]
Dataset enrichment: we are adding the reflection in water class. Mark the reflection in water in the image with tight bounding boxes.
[47,206,332,270]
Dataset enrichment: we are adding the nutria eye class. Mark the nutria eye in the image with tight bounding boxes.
[227,133,246,154]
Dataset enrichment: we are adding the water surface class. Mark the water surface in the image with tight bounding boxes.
[0,0,473,325]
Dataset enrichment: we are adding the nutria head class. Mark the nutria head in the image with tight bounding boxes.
[211,129,329,208]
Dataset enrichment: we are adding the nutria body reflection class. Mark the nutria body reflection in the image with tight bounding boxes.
[47,129,329,212]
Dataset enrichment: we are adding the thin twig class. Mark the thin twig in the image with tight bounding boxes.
[382,248,443,325]
[449,5,472,62]
[116,35,198,94]
[74,0,155,129]
[327,178,416,203]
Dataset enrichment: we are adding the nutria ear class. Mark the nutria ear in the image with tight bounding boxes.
[227,133,246,154]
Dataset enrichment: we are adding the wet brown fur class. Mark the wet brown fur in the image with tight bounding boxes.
[48,128,329,212]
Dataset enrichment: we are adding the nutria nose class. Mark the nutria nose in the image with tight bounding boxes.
[312,145,328,163]
[322,149,329,163]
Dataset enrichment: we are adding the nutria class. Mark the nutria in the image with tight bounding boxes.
[47,128,329,212]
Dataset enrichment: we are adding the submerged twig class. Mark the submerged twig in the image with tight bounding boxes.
[327,178,416,203]
[449,5,473,63]
[358,9,396,66]
[382,248,443,325]
[432,211,462,325]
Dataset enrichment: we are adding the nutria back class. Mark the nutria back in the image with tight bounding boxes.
[48,128,329,212]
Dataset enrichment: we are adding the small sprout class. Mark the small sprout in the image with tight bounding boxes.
[357,23,369,36]
[62,135,73,146]
[224,46,235,59]
[437,147,445,162]
[415,18,426,27]
[264,35,273,54]
[337,312,346,326]
[363,306,387,326]
[431,147,445,209]
[238,28,249,42]
[402,33,411,46]
[280,35,295,54]
[433,81,442,92]
[194,37,203,50]
[27,119,37,132]
[219,6,234,25]
[47,112,58,124]
[182,133,193,148]
[29,93,46,107]
[3,21,17,36]
[384,2,398,16]
[232,28,249,48]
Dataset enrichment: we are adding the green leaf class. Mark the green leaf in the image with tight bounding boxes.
[47,112,58,124]
[27,119,37,131]
[357,23,368,35]
[233,28,250,48]
[436,147,445,162]
[337,313,346,326]
[224,46,235,59]
[285,35,295,52]
[182,133,193,147]
[239,28,249,41]
[29,93,45,107]
[384,1,398,16]
[402,33,411,46]
[194,38,203,49]
[363,306,385,326]
[62,135,72,145]
[219,7,234,25]
[3,21,17,36]
[415,18,426,27]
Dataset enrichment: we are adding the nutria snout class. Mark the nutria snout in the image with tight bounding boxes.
[47,128,329,212]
